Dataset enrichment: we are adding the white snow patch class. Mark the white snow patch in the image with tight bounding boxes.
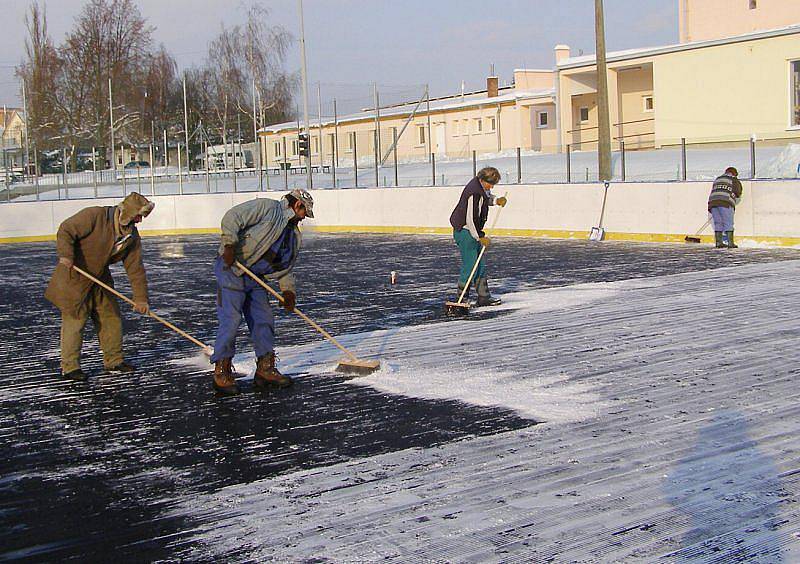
[349,362,605,422]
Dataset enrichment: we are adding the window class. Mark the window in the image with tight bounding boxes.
[749,0,756,9]
[417,125,426,145]
[312,136,319,154]
[291,139,299,156]
[488,116,496,132]
[792,60,800,127]
[643,95,654,112]
[327,133,335,153]
[273,141,281,158]
[454,121,460,136]
[579,106,589,122]
[347,131,355,151]
[474,118,483,133]
[538,111,549,128]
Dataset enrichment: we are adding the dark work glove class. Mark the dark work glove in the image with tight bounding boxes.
[222,245,236,267]
[282,290,296,312]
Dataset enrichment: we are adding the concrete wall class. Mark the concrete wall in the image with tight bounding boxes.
[2,181,800,245]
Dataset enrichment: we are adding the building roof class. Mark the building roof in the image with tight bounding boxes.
[558,23,800,70]
[260,88,555,134]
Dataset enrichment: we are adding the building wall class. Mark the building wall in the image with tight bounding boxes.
[261,96,558,168]
[616,66,655,149]
[653,33,800,142]
[680,0,800,43]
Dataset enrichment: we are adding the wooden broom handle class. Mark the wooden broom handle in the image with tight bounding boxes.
[235,261,358,361]
[72,265,212,353]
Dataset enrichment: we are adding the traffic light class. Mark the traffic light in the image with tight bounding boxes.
[298,132,310,158]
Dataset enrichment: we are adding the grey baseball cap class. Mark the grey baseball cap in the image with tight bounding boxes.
[289,189,314,218]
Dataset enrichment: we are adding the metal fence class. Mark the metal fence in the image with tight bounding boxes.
[1,133,798,202]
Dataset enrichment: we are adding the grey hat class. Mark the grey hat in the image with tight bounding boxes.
[289,189,314,218]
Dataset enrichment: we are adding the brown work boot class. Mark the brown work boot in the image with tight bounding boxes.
[254,352,293,389]
[212,358,240,395]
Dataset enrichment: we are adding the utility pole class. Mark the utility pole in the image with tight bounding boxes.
[109,78,115,175]
[183,75,190,178]
[297,0,313,190]
[21,79,31,180]
[595,0,612,181]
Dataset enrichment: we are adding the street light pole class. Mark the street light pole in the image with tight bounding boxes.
[297,0,313,190]
[595,0,612,181]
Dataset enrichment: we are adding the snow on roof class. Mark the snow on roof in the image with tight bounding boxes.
[260,87,555,134]
[559,23,800,69]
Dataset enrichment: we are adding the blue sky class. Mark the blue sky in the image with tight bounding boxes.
[0,0,677,110]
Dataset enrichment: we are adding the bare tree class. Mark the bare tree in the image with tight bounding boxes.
[200,2,296,146]
[16,2,60,152]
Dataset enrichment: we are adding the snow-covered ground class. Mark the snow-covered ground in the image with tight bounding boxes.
[168,260,800,562]
[3,143,798,202]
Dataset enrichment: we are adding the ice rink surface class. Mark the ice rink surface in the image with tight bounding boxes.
[2,232,800,561]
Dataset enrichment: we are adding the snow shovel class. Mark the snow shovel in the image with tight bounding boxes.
[684,217,712,243]
[72,265,213,356]
[589,180,610,242]
[235,261,380,376]
[444,192,508,315]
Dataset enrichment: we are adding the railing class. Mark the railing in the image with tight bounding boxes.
[1,131,798,202]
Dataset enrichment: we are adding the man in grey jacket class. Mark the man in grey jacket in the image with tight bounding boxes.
[211,189,314,395]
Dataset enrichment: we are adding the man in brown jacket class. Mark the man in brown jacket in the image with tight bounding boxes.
[45,192,155,381]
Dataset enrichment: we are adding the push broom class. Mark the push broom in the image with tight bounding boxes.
[72,265,213,356]
[684,217,712,243]
[235,261,381,376]
[444,192,508,315]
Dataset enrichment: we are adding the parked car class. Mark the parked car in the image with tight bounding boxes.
[124,160,150,169]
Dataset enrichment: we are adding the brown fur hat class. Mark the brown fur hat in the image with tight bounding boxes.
[118,192,155,226]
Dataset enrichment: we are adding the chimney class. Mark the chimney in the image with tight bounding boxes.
[554,44,571,64]
[487,76,498,98]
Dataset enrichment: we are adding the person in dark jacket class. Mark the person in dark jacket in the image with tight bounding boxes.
[449,167,507,306]
[211,189,314,395]
[45,192,154,381]
[708,166,743,248]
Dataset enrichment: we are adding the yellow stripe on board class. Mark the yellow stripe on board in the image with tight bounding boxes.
[2,225,800,247]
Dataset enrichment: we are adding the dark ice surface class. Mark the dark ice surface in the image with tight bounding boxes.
[1,232,797,560]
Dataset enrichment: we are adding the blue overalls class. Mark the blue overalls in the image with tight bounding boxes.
[211,226,296,362]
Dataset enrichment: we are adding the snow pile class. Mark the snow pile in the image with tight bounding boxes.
[760,143,800,179]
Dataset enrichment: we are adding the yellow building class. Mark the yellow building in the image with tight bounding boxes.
[556,24,800,151]
[680,0,800,42]
[258,70,558,169]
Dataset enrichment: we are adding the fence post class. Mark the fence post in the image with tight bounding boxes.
[232,146,238,193]
[34,148,39,200]
[136,161,142,193]
[177,142,183,195]
[373,129,379,188]
[431,153,436,186]
[393,129,398,187]
[620,141,626,182]
[566,144,571,183]
[283,137,288,190]
[472,150,477,178]
[353,133,358,188]
[121,148,127,196]
[331,136,337,189]
[516,147,522,184]
[750,136,756,179]
[149,144,155,196]
[62,147,69,199]
[92,146,98,198]
[681,137,687,181]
